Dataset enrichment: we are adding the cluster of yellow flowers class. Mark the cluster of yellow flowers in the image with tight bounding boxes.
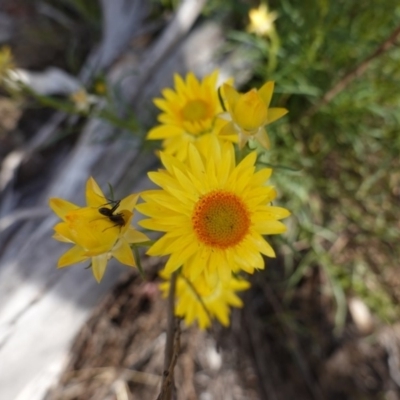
[50,69,290,329]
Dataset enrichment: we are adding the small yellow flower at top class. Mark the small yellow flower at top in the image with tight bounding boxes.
[160,270,250,329]
[70,88,98,113]
[147,70,237,161]
[220,81,287,149]
[247,4,278,37]
[49,177,149,282]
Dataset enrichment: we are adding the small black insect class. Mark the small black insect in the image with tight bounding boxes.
[98,199,125,228]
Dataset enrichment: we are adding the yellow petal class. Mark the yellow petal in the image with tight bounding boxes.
[215,121,238,144]
[267,107,288,124]
[153,98,169,112]
[139,218,169,232]
[53,222,75,242]
[213,304,230,326]
[246,190,276,208]
[118,210,134,235]
[249,233,276,257]
[137,202,180,219]
[49,198,79,220]
[86,177,106,207]
[158,114,177,124]
[256,207,291,220]
[147,231,187,256]
[161,87,180,103]
[251,168,273,186]
[197,308,211,329]
[230,279,251,292]
[84,243,114,257]
[147,125,183,139]
[222,84,240,112]
[118,193,139,213]
[187,143,205,180]
[234,89,268,130]
[174,73,186,94]
[124,227,150,243]
[219,121,237,137]
[163,235,198,255]
[224,292,243,308]
[164,243,198,274]
[58,245,87,268]
[253,219,287,234]
[255,128,270,149]
[258,81,274,108]
[65,207,119,251]
[91,254,108,282]
[184,259,204,283]
[187,71,201,93]
[52,232,73,243]
[112,239,136,267]
[238,132,249,149]
[217,262,232,282]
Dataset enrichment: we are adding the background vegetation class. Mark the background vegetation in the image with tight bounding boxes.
[230,0,400,328]
[1,0,400,398]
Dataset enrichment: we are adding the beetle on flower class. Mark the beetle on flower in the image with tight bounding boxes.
[49,177,149,282]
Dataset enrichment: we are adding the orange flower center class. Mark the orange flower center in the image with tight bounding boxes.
[192,190,250,249]
[181,99,210,122]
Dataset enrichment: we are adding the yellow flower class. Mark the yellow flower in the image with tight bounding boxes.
[70,88,98,113]
[147,70,236,160]
[247,4,278,37]
[220,81,288,149]
[137,135,290,285]
[49,177,149,282]
[160,271,250,329]
[94,81,106,95]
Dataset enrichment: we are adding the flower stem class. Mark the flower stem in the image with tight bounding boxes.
[157,271,180,400]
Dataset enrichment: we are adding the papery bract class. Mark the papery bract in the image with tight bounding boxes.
[220,81,287,149]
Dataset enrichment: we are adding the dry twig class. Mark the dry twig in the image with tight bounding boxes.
[304,24,400,119]
[157,271,181,400]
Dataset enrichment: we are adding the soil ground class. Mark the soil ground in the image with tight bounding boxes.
[44,259,400,400]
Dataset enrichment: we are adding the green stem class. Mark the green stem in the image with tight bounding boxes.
[20,84,138,133]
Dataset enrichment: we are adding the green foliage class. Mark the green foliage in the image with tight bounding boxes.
[44,0,102,28]
[230,0,400,325]
[39,0,101,72]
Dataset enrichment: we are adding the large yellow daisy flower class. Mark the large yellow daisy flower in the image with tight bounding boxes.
[147,70,236,160]
[49,177,149,282]
[137,135,290,284]
[160,271,250,329]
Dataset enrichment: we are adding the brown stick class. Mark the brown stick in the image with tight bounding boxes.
[305,24,400,119]
[157,271,179,400]
[158,320,181,400]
